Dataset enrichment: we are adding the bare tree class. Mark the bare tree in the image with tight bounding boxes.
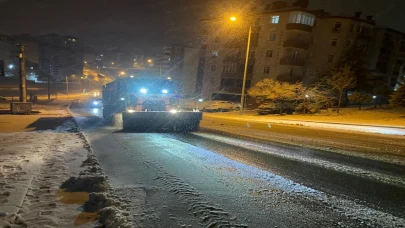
[348,91,372,110]
[324,65,356,113]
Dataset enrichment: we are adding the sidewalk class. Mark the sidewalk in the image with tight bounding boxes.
[204,108,405,135]
[0,101,93,227]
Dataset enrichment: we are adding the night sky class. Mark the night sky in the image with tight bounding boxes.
[0,0,404,55]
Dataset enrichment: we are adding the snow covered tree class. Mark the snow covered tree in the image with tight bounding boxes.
[390,84,405,107]
[348,91,372,110]
[248,79,303,113]
[323,65,356,113]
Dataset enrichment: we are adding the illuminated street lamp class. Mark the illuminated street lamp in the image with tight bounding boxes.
[229,16,252,115]
[197,98,204,110]
[120,71,126,76]
[147,59,153,63]
[167,77,171,80]
[130,75,134,78]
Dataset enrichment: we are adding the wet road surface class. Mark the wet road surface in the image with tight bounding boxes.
[70,103,405,228]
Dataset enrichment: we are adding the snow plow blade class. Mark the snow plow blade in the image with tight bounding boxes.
[122,111,202,132]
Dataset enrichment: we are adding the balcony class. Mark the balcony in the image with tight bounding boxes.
[283,40,310,49]
[280,57,306,66]
[286,23,313,32]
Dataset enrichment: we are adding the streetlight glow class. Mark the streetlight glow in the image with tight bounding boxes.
[230,16,237,21]
[147,59,153,63]
[120,71,126,75]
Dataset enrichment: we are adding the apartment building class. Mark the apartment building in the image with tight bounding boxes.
[39,34,83,82]
[151,45,201,96]
[368,28,405,89]
[199,0,401,100]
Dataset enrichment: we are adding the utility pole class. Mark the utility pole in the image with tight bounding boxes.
[239,26,252,115]
[18,45,27,102]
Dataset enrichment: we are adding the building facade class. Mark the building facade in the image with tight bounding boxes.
[39,34,84,82]
[368,28,405,89]
[0,34,18,77]
[200,0,403,100]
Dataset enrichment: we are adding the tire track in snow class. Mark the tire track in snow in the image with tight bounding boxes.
[146,160,249,228]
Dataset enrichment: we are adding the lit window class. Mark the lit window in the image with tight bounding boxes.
[266,50,273,57]
[271,16,280,24]
[212,50,219,57]
[263,66,270,74]
[288,12,315,26]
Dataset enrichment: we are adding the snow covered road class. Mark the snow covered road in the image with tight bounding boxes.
[70,103,405,228]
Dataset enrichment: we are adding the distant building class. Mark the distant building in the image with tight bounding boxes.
[83,47,96,64]
[368,28,405,89]
[0,33,18,77]
[38,34,84,81]
[151,45,201,96]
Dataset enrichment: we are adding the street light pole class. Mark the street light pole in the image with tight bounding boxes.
[239,26,252,115]
[18,45,27,102]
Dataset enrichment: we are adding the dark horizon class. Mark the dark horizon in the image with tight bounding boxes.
[0,0,404,55]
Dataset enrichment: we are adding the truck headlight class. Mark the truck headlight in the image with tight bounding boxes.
[93,101,98,105]
[127,109,136,113]
[170,109,177,113]
[162,89,168,94]
[140,88,147,94]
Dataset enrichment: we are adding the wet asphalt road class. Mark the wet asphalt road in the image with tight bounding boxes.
[70,103,405,228]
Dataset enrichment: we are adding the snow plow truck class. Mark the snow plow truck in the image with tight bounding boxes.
[102,77,202,132]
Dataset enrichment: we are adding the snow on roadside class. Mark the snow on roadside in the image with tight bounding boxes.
[194,132,405,188]
[0,117,134,228]
[206,113,405,135]
[0,119,94,228]
[202,123,405,166]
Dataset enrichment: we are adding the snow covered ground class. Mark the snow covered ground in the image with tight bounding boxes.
[205,109,405,135]
[0,99,133,228]
[0,119,96,227]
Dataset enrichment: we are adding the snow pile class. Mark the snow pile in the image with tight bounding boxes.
[98,206,132,228]
[61,175,108,193]
[61,132,132,228]
[84,192,117,212]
